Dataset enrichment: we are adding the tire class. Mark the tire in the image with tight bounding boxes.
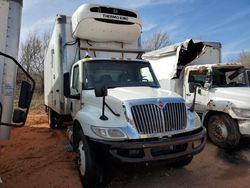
[171,156,193,168]
[76,129,105,188]
[48,108,62,129]
[207,114,240,149]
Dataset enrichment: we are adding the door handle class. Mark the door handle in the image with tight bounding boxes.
[186,93,191,96]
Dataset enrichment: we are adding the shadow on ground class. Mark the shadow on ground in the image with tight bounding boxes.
[217,136,250,165]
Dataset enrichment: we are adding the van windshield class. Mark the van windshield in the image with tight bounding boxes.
[83,60,160,89]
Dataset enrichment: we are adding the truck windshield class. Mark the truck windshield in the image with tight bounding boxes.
[247,70,250,86]
[212,67,247,87]
[83,60,160,89]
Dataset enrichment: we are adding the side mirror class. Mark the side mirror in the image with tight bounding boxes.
[63,72,80,100]
[0,51,35,128]
[95,84,107,97]
[12,81,32,124]
[12,109,26,123]
[18,81,32,108]
[94,84,120,120]
[63,72,70,98]
[189,82,196,93]
[0,103,2,122]
[204,82,211,90]
[95,84,109,120]
[189,82,203,93]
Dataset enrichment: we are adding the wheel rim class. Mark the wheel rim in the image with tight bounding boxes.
[77,140,86,176]
[213,120,228,141]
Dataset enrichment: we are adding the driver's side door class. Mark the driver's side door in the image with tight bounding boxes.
[184,68,210,114]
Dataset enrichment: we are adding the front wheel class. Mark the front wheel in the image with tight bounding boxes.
[207,114,240,149]
[76,130,105,188]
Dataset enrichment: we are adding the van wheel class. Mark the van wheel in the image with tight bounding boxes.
[208,114,240,149]
[76,130,105,188]
[48,108,62,129]
[171,156,193,168]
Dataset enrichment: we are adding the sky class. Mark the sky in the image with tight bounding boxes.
[21,0,250,62]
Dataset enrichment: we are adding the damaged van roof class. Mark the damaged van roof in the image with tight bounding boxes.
[143,39,221,59]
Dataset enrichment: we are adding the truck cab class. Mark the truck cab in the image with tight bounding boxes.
[143,39,250,149]
[65,56,206,187]
[44,4,206,187]
[66,57,204,139]
[184,64,250,148]
[68,58,159,117]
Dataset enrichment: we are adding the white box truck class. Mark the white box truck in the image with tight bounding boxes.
[0,0,35,140]
[44,4,206,187]
[143,39,250,149]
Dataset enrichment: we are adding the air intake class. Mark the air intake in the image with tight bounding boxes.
[131,103,187,135]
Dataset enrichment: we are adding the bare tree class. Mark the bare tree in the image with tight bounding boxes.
[237,51,250,68]
[143,31,171,51]
[19,31,50,92]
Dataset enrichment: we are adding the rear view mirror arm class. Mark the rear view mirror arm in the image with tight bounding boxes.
[104,101,120,117]
[189,85,197,112]
[0,51,36,87]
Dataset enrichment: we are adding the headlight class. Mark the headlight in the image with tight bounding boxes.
[194,113,201,128]
[233,108,250,118]
[91,126,127,139]
[187,110,201,129]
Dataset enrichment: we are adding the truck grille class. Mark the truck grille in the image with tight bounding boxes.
[131,103,187,135]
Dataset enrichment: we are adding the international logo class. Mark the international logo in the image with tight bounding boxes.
[159,101,165,108]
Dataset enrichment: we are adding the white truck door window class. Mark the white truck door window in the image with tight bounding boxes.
[140,67,153,82]
[71,65,81,116]
[186,69,210,113]
[72,65,80,92]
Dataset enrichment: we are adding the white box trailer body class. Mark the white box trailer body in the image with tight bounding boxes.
[44,4,206,187]
[144,39,250,149]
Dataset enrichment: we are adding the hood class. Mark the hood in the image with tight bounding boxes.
[211,87,250,108]
[83,87,183,115]
[107,87,181,101]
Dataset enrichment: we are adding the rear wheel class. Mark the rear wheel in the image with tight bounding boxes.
[207,114,240,149]
[76,129,105,188]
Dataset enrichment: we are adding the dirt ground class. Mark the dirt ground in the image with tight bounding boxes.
[1,110,250,188]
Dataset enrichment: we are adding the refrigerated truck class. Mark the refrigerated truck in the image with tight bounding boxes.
[44,4,206,187]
